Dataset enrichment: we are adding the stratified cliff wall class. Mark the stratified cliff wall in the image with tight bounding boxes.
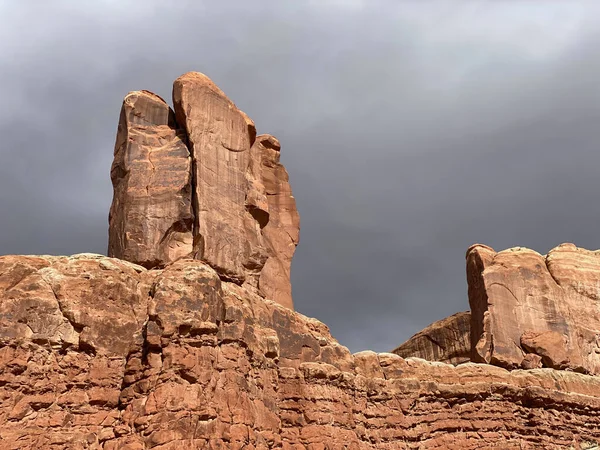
[1,254,600,449]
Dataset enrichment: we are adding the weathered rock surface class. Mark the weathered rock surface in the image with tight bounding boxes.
[108,73,300,309]
[392,311,471,365]
[172,72,255,283]
[2,254,600,449]
[467,243,600,374]
[108,90,193,268]
[255,134,300,310]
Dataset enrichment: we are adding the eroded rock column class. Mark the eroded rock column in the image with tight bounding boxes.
[108,90,193,268]
[109,73,300,309]
[172,72,254,282]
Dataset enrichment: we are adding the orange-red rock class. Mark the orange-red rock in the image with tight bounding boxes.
[392,311,471,365]
[467,243,600,374]
[108,90,193,268]
[108,74,300,309]
[1,254,600,449]
[256,134,300,310]
[173,72,255,282]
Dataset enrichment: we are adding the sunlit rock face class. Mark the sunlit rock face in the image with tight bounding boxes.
[109,73,300,309]
[5,72,600,448]
[108,90,193,269]
[467,243,600,375]
[392,311,471,365]
[1,254,600,449]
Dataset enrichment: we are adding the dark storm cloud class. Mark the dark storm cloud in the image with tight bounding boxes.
[2,1,600,352]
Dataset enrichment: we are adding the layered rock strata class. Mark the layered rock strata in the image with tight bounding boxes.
[109,73,300,309]
[392,311,471,365]
[467,243,600,374]
[1,254,600,449]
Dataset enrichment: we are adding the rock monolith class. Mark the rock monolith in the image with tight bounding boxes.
[108,74,300,309]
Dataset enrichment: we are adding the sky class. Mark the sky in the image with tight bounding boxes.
[2,1,600,353]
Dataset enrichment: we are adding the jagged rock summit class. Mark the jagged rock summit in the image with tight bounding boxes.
[108,72,300,310]
[1,73,600,448]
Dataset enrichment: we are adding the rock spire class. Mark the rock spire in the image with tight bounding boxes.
[108,73,300,309]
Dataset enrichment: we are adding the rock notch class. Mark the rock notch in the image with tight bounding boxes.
[109,73,300,309]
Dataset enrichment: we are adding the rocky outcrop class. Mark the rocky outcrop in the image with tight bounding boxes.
[1,254,600,449]
[467,243,600,374]
[392,311,471,365]
[108,73,300,309]
[108,91,193,268]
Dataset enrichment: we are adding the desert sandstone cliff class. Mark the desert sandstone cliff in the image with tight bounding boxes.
[1,73,600,449]
[2,254,600,449]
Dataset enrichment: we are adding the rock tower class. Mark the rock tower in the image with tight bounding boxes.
[108,73,300,310]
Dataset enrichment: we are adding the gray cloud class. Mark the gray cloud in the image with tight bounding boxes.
[2,1,600,352]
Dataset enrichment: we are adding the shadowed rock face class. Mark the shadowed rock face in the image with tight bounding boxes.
[256,134,300,310]
[467,243,600,374]
[2,254,600,449]
[392,311,471,365]
[108,91,193,268]
[108,73,300,309]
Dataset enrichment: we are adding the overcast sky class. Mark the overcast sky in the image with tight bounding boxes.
[2,1,600,353]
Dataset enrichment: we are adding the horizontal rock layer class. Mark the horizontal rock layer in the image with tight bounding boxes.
[1,254,599,449]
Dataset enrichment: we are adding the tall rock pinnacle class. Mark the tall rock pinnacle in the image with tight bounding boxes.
[108,73,300,309]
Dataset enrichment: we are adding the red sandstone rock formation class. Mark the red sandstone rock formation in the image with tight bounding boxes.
[467,243,600,374]
[108,91,193,268]
[109,73,300,309]
[172,72,256,282]
[1,254,600,449]
[5,72,600,448]
[255,134,300,309]
[392,311,471,365]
